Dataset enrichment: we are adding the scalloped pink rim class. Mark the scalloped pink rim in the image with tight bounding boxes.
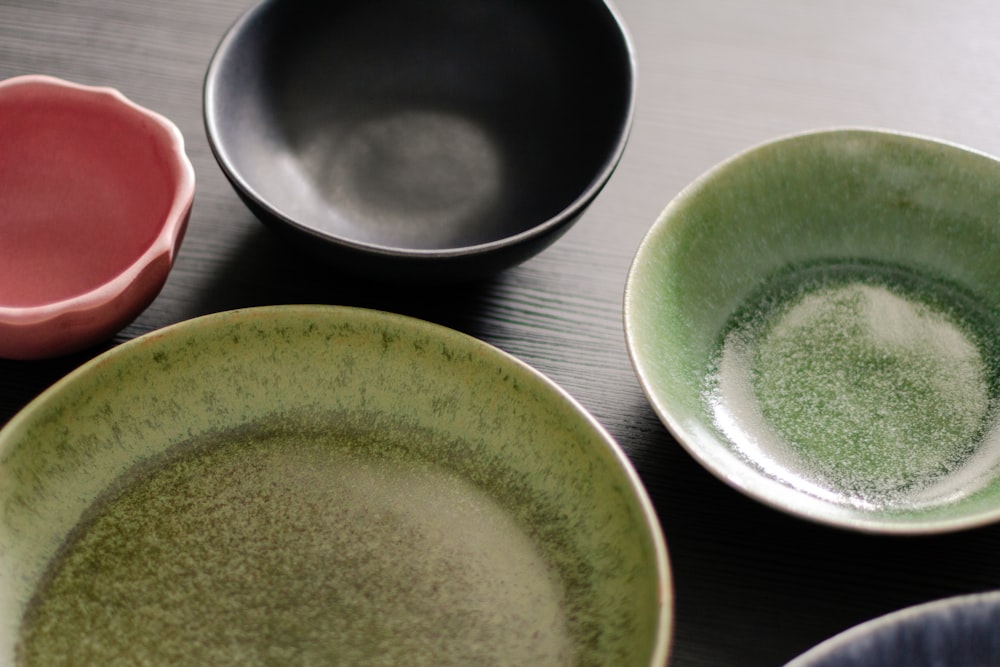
[0,74,196,327]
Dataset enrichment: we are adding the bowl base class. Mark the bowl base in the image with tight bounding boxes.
[18,420,582,664]
[705,258,1000,510]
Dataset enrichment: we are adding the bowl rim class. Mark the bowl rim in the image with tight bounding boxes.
[1,304,673,664]
[784,590,1000,666]
[202,0,636,260]
[0,74,195,326]
[623,125,1000,535]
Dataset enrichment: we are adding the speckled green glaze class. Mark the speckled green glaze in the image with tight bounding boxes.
[0,306,671,665]
[625,129,1000,534]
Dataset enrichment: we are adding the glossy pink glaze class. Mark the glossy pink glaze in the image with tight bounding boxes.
[0,75,195,359]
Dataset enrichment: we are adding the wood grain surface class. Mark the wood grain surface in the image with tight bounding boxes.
[3,1,1000,665]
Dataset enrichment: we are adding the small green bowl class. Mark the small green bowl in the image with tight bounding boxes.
[625,128,1000,534]
[0,306,671,664]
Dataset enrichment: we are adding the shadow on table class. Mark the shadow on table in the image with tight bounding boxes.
[171,219,512,340]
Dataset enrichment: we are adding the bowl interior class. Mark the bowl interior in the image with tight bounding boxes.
[206,0,633,252]
[0,306,670,664]
[626,129,1000,532]
[0,79,186,307]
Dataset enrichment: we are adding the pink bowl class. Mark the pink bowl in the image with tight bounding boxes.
[0,75,194,360]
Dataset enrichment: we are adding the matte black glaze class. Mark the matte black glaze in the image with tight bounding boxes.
[204,0,634,282]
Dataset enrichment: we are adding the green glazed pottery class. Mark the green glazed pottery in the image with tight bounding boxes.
[625,128,1000,534]
[0,305,671,665]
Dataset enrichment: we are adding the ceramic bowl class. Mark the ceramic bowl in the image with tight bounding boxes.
[203,0,635,282]
[625,128,1000,533]
[785,591,1000,666]
[0,75,194,360]
[0,305,671,664]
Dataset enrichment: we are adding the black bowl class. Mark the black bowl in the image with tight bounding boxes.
[204,0,635,282]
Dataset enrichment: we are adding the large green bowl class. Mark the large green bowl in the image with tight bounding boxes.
[0,305,671,665]
[625,128,1000,534]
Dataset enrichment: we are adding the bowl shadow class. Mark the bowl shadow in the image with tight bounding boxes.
[178,217,511,339]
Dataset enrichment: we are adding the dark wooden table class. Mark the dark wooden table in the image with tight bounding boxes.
[4,1,1000,665]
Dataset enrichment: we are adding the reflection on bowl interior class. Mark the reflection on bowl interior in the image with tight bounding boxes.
[706,260,1000,510]
[279,109,503,248]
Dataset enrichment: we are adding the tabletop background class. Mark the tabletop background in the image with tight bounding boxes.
[4,1,1000,665]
